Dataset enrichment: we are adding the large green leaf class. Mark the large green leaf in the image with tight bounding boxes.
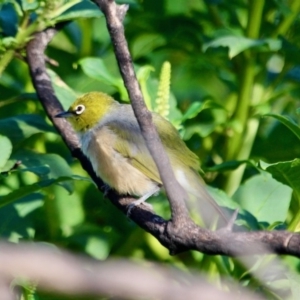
[260,159,300,198]
[265,113,300,141]
[233,171,292,224]
[12,150,74,193]
[0,135,12,171]
[0,115,55,145]
[79,57,128,99]
[203,36,282,58]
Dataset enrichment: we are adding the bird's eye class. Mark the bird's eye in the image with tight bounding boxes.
[75,104,85,115]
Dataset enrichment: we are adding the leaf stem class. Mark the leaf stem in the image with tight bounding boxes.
[0,49,15,76]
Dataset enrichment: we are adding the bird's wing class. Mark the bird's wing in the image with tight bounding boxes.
[107,124,162,185]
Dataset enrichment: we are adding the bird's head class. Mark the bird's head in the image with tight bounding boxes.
[55,92,117,133]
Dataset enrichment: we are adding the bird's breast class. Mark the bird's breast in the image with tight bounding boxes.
[80,126,158,197]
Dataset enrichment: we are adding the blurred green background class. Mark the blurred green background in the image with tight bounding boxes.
[1,0,300,299]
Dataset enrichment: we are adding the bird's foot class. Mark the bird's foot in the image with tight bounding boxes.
[127,200,153,216]
[126,186,160,216]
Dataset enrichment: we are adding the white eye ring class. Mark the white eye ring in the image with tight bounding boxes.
[75,104,85,115]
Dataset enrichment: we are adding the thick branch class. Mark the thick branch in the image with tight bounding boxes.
[0,242,263,300]
[25,23,300,258]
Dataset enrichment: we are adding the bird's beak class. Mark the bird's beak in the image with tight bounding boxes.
[55,111,73,118]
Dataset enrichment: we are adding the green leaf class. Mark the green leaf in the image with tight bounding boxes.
[265,113,300,141]
[0,177,72,209]
[0,193,44,240]
[85,236,109,260]
[0,3,18,36]
[0,135,12,171]
[260,159,300,198]
[203,36,282,59]
[79,57,128,99]
[13,150,74,193]
[181,100,225,122]
[137,65,155,109]
[21,0,38,11]
[47,69,78,110]
[0,159,16,173]
[183,122,217,139]
[14,197,43,217]
[207,186,259,229]
[233,171,292,224]
[132,33,166,59]
[0,115,55,145]
[54,0,103,22]
[207,186,239,210]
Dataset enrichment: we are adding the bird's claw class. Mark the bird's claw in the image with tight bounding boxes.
[127,201,152,216]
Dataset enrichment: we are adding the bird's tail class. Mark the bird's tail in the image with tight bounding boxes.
[177,170,230,228]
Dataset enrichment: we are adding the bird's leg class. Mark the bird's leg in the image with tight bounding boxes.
[127,186,160,216]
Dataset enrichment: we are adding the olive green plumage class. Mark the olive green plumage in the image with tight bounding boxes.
[56,92,227,225]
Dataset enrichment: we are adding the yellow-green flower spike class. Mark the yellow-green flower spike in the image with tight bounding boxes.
[155,61,171,120]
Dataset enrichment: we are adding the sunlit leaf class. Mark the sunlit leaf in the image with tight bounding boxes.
[85,236,109,260]
[79,57,128,100]
[203,36,282,58]
[21,0,38,11]
[48,69,78,109]
[137,65,155,109]
[0,159,16,173]
[13,150,74,193]
[15,197,43,217]
[0,135,12,171]
[260,159,300,198]
[233,171,292,224]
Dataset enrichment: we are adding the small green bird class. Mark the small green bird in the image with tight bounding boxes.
[55,92,228,226]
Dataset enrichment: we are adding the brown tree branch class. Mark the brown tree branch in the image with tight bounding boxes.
[25,19,300,257]
[0,242,264,300]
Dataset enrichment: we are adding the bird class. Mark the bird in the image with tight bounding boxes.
[55,92,229,226]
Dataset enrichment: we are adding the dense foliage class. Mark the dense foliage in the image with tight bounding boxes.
[1,0,300,298]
